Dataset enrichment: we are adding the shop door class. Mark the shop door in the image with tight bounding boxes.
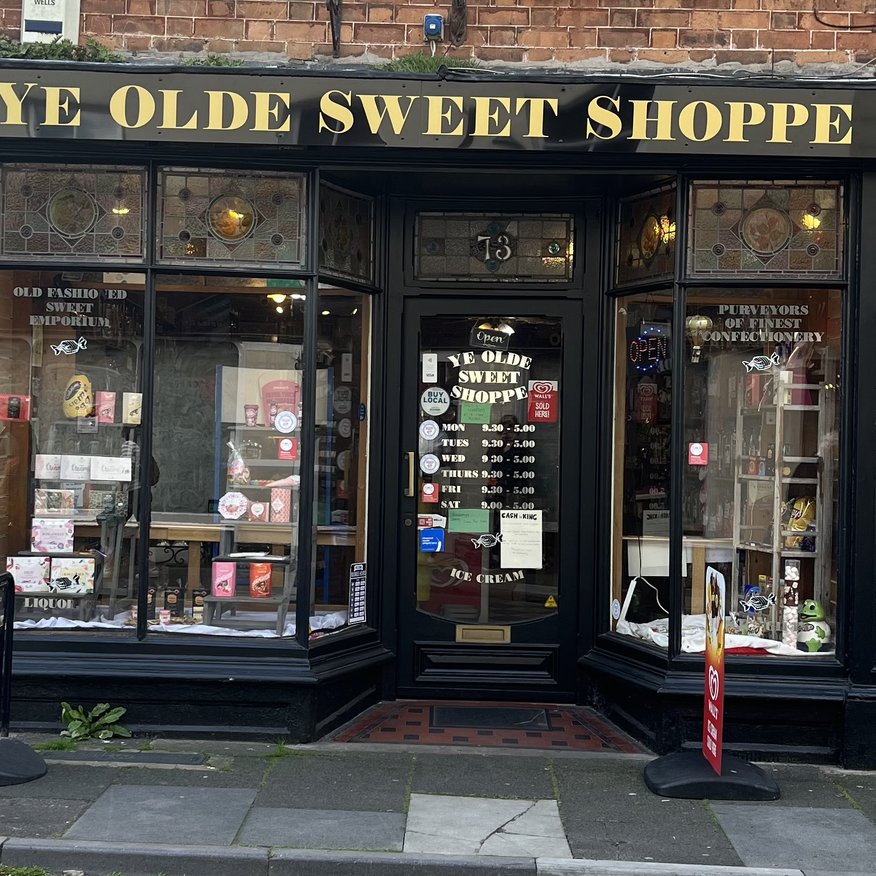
[397,298,583,698]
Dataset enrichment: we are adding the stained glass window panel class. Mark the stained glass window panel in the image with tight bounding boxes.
[157,168,305,268]
[688,181,844,279]
[319,184,374,284]
[0,165,146,262]
[414,213,573,282]
[615,185,676,287]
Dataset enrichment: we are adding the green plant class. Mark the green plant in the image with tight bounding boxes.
[61,701,132,741]
[0,36,122,62]
[381,52,479,73]
[32,737,78,751]
[0,866,55,876]
[181,53,245,67]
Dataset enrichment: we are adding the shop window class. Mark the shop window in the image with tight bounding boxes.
[615,185,676,287]
[309,286,371,638]
[156,168,306,268]
[1,269,145,630]
[677,289,841,658]
[688,181,844,279]
[0,165,146,262]
[610,294,673,645]
[414,212,573,282]
[318,184,375,285]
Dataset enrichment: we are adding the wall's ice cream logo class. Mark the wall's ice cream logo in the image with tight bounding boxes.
[527,380,558,423]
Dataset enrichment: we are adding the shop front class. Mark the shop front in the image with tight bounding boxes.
[1,62,875,765]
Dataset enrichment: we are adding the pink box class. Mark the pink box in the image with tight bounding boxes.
[211,562,236,597]
[270,488,291,523]
[31,517,75,552]
[6,556,50,593]
[95,391,116,424]
[248,500,269,523]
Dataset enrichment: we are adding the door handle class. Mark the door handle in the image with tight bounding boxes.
[403,451,416,497]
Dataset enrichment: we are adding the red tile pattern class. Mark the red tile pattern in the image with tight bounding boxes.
[331,700,647,753]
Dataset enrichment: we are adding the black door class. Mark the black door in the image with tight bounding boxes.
[396,298,584,698]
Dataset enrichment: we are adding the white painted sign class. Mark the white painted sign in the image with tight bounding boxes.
[21,0,80,44]
[499,509,543,569]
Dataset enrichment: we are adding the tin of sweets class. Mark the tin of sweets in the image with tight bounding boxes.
[249,563,272,598]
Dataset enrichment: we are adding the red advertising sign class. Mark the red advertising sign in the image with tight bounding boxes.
[688,441,709,466]
[527,380,558,423]
[703,566,726,775]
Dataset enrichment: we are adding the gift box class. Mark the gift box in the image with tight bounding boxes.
[6,556,51,593]
[34,454,62,479]
[270,488,291,523]
[85,488,123,514]
[95,391,116,424]
[31,517,75,552]
[59,455,92,481]
[123,392,142,425]
[90,456,132,482]
[34,489,75,517]
[211,561,236,597]
[48,557,95,594]
[248,500,270,523]
[0,394,30,422]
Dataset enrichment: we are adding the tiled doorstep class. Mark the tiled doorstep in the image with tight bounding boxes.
[403,794,573,858]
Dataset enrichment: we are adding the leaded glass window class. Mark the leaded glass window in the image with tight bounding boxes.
[156,168,305,268]
[319,183,374,284]
[414,212,573,282]
[615,185,676,287]
[0,165,146,262]
[688,181,844,279]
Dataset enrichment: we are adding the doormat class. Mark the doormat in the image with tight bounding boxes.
[330,701,647,753]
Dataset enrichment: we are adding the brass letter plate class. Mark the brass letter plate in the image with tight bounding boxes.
[455,625,511,644]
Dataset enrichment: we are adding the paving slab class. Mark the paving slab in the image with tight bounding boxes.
[105,753,270,788]
[538,863,803,875]
[255,751,412,811]
[826,768,876,823]
[743,764,853,808]
[411,753,555,800]
[63,785,256,844]
[237,806,406,850]
[269,849,537,875]
[712,804,876,871]
[0,764,117,799]
[404,793,572,858]
[1,837,268,876]
[552,758,741,866]
[0,797,90,838]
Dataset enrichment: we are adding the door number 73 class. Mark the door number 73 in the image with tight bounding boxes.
[477,233,512,262]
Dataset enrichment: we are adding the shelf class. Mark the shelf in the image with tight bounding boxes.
[781,549,819,558]
[741,406,775,415]
[224,425,288,434]
[782,477,818,484]
[783,405,820,411]
[237,460,298,468]
[737,542,773,552]
[739,474,772,482]
[784,456,819,464]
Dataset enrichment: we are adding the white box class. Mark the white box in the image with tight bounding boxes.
[34,454,62,479]
[90,456,132,482]
[59,455,92,481]
[6,555,51,593]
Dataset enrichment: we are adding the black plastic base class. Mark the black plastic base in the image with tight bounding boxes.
[0,738,47,786]
[643,750,780,800]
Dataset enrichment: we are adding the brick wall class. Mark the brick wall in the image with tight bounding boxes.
[0,0,875,68]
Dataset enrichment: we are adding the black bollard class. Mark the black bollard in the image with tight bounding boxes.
[0,571,47,785]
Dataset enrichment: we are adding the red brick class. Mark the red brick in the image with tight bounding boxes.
[526,48,555,61]
[651,29,678,49]
[688,49,717,61]
[810,31,836,50]
[334,43,367,57]
[837,32,876,51]
[125,35,153,49]
[339,22,353,42]
[208,0,234,15]
[713,49,771,64]
[638,49,693,62]
[610,10,636,28]
[81,0,127,13]
[113,15,166,34]
[287,41,317,59]
[793,51,853,64]
[395,6,438,24]
[477,8,530,26]
[770,12,798,29]
[288,1,316,20]
[167,17,195,36]
[680,29,729,48]
[597,28,651,48]
[339,4,366,22]
[126,0,156,14]
[637,10,690,28]
[757,30,811,49]
[799,12,849,29]
[729,0,758,8]
[518,27,569,47]
[608,48,636,62]
[531,8,556,26]
[689,11,719,29]
[351,22,406,42]
[599,0,653,7]
[155,0,203,13]
[551,47,607,62]
[731,30,757,49]
[367,4,396,22]
[236,39,286,51]
[474,46,526,61]
[150,36,208,51]
[568,27,598,48]
[82,14,113,33]
[556,9,608,27]
[194,17,246,37]
[489,27,518,46]
[204,38,237,50]
[717,10,769,29]
[275,20,327,40]
[245,19,274,39]
[236,1,288,17]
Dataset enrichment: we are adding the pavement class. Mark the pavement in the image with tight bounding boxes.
[0,730,875,876]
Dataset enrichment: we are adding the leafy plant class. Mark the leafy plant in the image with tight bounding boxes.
[381,52,479,73]
[61,701,132,741]
[0,36,122,62]
[181,53,245,67]
[0,867,55,876]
